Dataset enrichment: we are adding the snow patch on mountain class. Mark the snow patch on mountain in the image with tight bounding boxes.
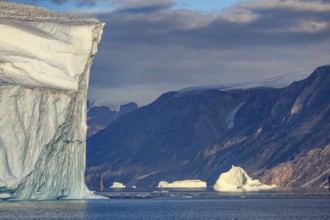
[225,102,246,129]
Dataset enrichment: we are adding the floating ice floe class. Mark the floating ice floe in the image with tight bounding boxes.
[213,166,276,192]
[110,182,126,189]
[157,180,207,188]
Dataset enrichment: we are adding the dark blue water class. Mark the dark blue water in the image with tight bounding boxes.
[1,190,329,219]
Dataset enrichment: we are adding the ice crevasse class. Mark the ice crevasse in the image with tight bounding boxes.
[0,2,104,200]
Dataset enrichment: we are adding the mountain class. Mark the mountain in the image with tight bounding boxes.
[87,102,138,137]
[0,2,103,200]
[86,65,330,188]
[117,102,138,119]
[87,106,117,137]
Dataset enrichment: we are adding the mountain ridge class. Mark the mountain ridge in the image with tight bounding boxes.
[86,65,330,188]
[87,102,138,137]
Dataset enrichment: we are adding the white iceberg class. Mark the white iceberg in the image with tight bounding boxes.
[213,166,275,192]
[110,182,126,189]
[157,180,207,188]
[0,2,104,200]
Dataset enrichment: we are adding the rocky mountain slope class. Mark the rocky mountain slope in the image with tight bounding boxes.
[86,65,330,188]
[87,102,137,137]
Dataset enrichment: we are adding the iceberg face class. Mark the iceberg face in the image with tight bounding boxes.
[213,166,275,192]
[0,2,104,200]
[157,180,207,188]
[110,182,126,189]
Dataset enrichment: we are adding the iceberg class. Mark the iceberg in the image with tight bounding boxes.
[213,166,275,192]
[110,182,126,189]
[157,180,207,188]
[0,2,104,200]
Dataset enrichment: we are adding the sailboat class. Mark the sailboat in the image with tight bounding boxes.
[99,175,104,191]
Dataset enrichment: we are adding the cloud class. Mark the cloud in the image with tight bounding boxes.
[49,0,174,8]
[220,8,259,23]
[47,0,108,7]
[84,0,330,105]
[51,0,67,5]
[238,0,330,12]
[76,0,109,7]
[111,0,174,9]
[94,0,330,48]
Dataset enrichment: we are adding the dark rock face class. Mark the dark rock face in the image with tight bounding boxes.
[117,102,138,119]
[86,65,330,188]
[87,106,117,138]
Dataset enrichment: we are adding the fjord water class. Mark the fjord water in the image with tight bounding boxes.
[1,190,329,219]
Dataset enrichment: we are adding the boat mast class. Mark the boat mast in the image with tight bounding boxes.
[100,175,104,191]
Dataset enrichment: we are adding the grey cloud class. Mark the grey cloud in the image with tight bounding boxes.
[111,0,174,9]
[76,0,108,7]
[94,6,328,55]
[237,0,330,12]
[52,0,68,5]
[87,0,330,105]
[115,4,173,14]
[51,0,173,8]
[47,0,107,6]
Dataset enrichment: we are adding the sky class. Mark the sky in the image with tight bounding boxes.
[6,0,330,106]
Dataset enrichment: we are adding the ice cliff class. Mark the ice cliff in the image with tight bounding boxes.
[0,2,104,200]
[213,166,275,192]
[157,180,207,188]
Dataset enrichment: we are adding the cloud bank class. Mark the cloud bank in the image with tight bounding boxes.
[75,0,330,106]
[33,0,108,7]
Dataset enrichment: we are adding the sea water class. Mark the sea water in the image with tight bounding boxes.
[0,189,329,219]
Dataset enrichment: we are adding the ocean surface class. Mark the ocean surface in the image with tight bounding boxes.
[0,189,329,219]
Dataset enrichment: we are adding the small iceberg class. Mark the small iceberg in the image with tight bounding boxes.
[110,182,126,189]
[157,180,207,188]
[213,166,276,192]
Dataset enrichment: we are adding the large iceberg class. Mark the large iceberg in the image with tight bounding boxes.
[157,180,207,188]
[213,166,275,192]
[0,2,104,200]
